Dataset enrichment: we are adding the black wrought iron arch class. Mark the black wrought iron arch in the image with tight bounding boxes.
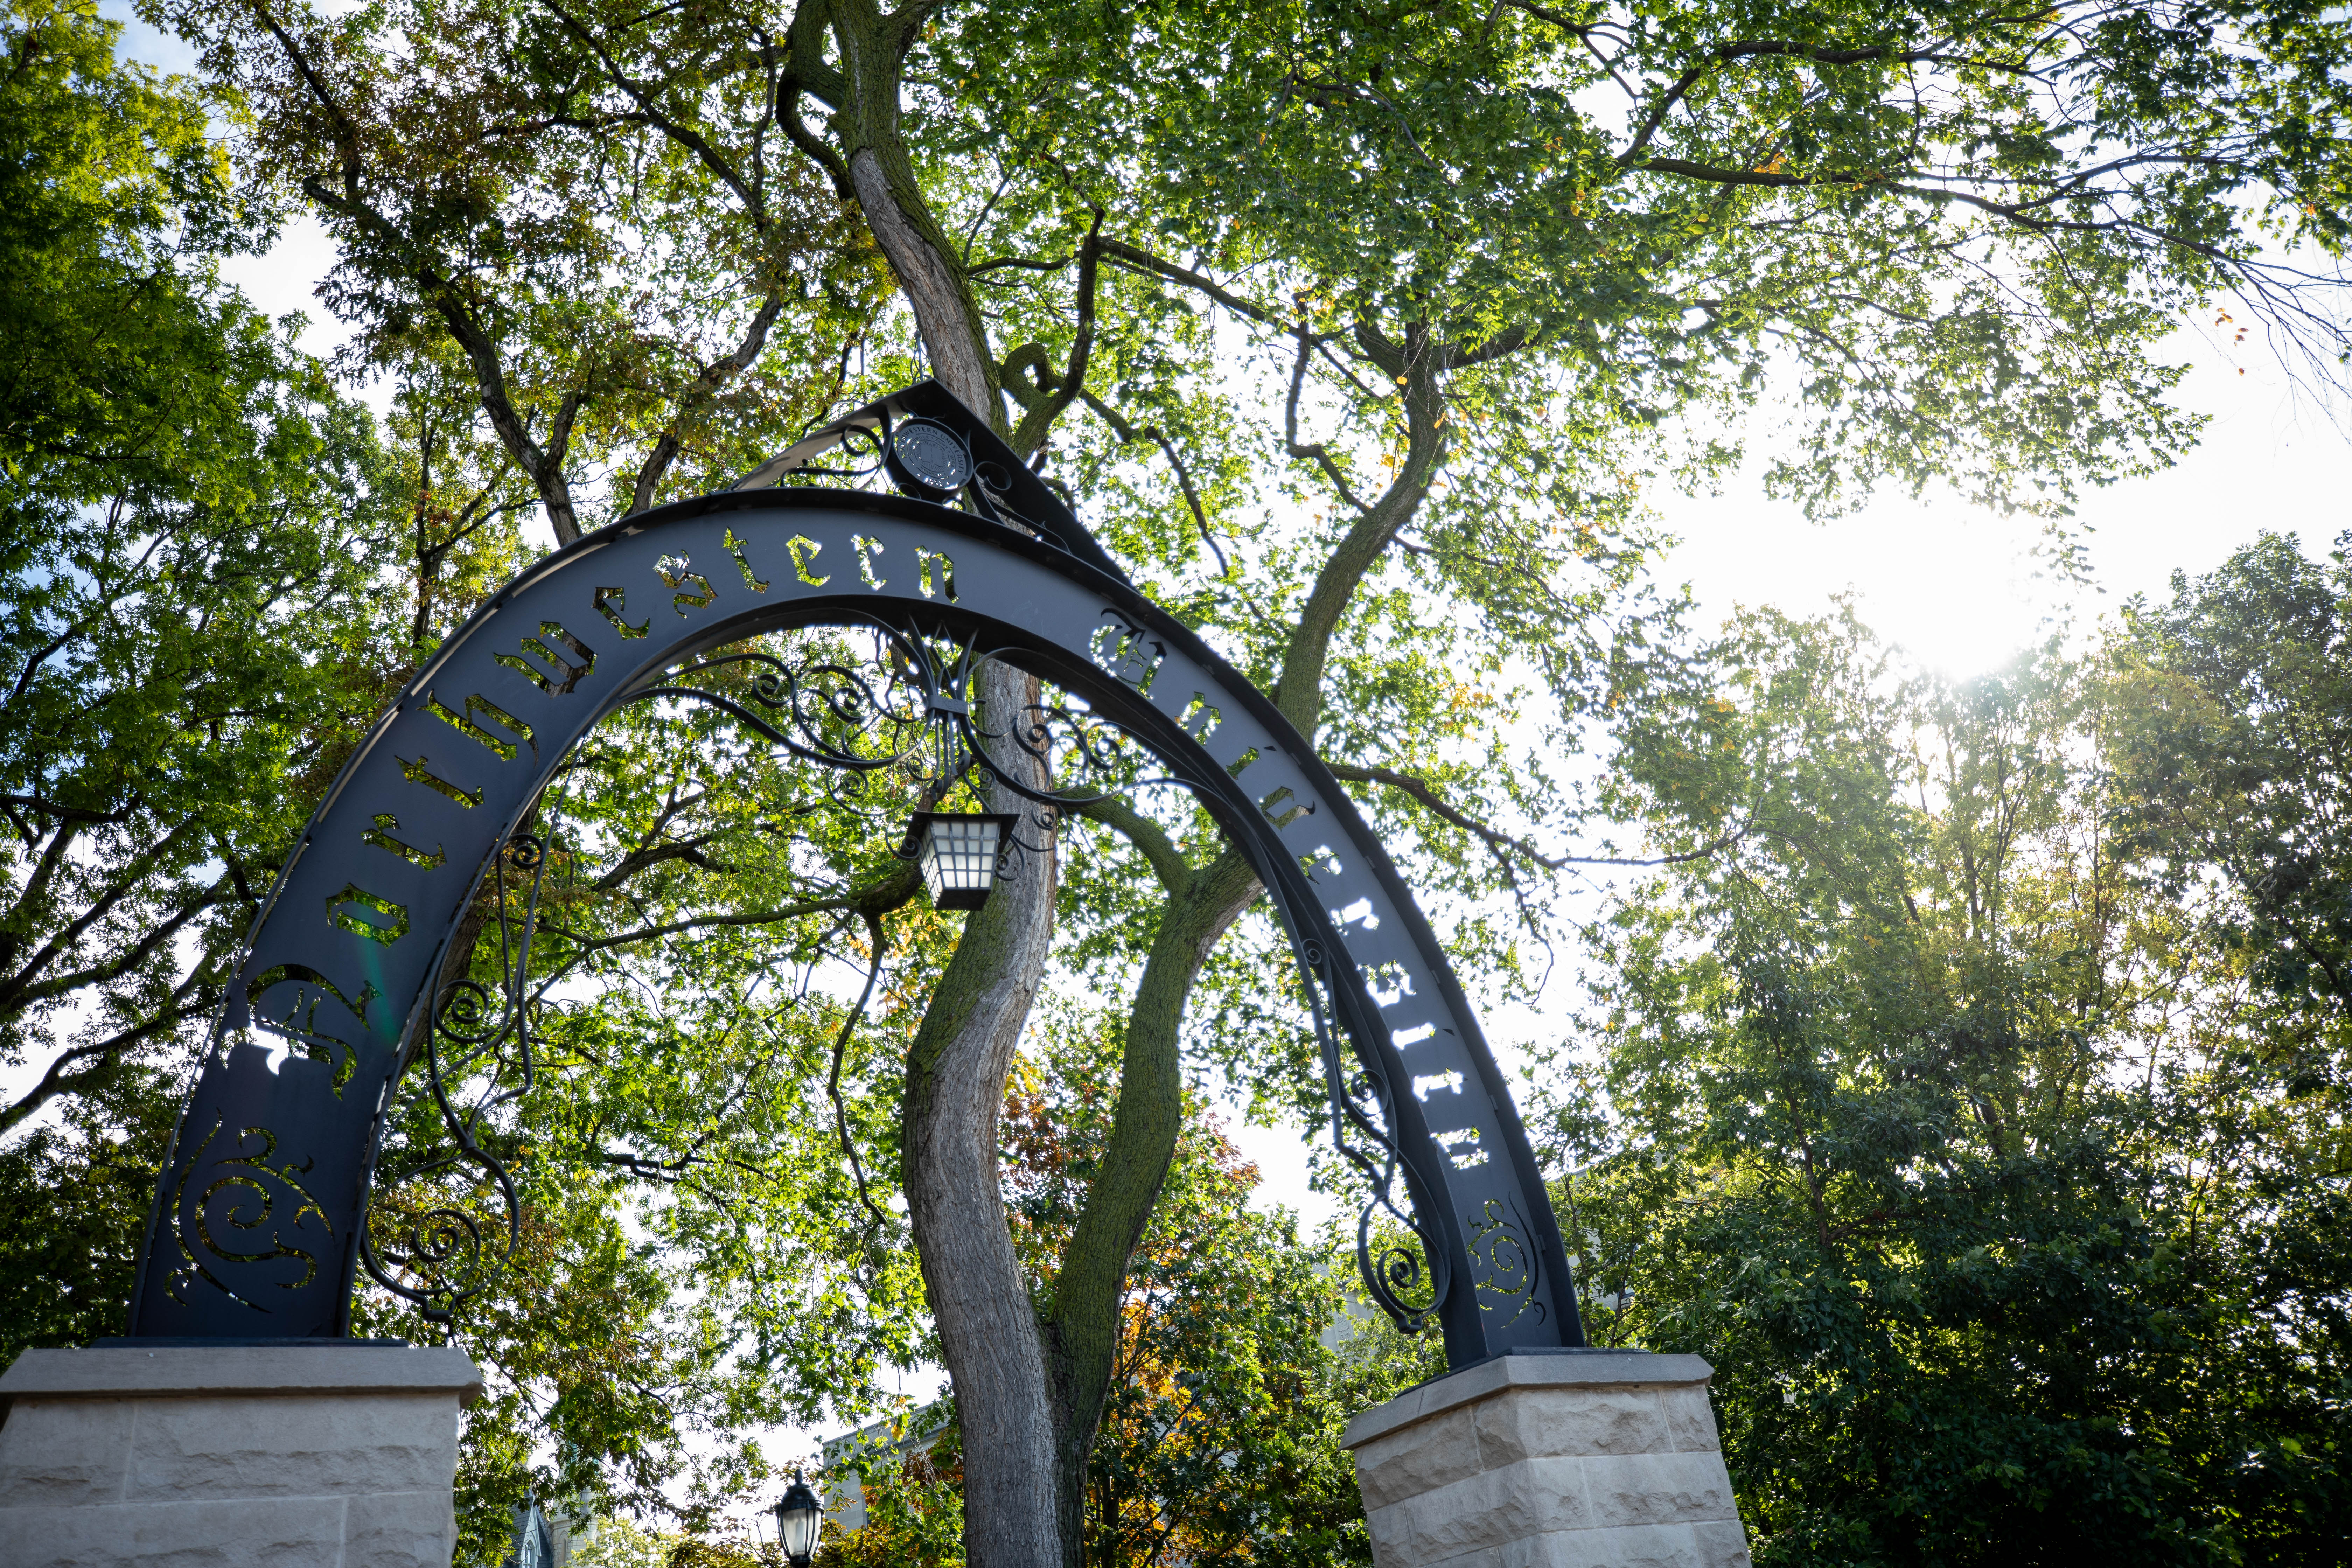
[127,384,1586,1368]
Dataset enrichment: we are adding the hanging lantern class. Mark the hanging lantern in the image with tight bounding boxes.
[905,811,1017,910]
[773,1469,823,1567]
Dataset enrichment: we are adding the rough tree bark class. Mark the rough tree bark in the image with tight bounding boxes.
[899,659,1063,1568]
[819,6,1061,1565]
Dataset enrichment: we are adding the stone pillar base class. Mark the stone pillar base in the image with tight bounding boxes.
[0,1343,483,1568]
[1342,1351,1751,1568]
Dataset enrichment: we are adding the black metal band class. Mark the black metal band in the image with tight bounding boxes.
[125,383,1584,1365]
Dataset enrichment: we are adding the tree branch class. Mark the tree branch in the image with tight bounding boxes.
[530,863,921,999]
[627,292,788,514]
[1077,391,1228,578]
[1010,216,1103,458]
[0,966,215,1135]
[1286,330,1374,515]
[1096,238,1283,328]
[1327,761,1747,871]
[828,908,894,1231]
[1059,791,1193,896]
[250,1,585,541]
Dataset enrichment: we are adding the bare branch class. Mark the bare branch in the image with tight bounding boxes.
[1097,238,1283,328]
[1327,761,1746,871]
[1286,330,1374,515]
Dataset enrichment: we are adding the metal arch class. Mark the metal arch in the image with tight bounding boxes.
[126,384,1586,1367]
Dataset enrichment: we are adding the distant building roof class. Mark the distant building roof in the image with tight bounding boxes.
[817,1400,952,1533]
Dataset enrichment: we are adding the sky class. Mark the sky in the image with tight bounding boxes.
[1657,325,2342,675]
[41,5,2352,1521]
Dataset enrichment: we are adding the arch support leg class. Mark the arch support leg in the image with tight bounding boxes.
[0,1343,483,1567]
[1341,1352,1752,1567]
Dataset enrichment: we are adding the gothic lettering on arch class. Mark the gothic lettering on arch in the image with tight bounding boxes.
[914,546,957,600]
[784,535,829,586]
[595,586,649,638]
[853,534,887,588]
[1172,693,1219,742]
[246,962,380,1033]
[1091,609,1164,694]
[245,963,381,1095]
[398,752,482,807]
[363,813,445,870]
[326,883,407,945]
[127,379,1582,1365]
[426,690,535,761]
[723,529,769,592]
[656,554,716,613]
[495,622,596,694]
[1259,784,1313,829]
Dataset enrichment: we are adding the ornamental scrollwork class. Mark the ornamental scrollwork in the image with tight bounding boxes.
[358,831,545,1323]
[636,616,1201,891]
[163,1117,333,1310]
[1294,935,1453,1335]
[1466,1198,1545,1329]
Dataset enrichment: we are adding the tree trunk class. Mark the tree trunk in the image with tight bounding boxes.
[831,2,1000,420]
[1043,849,1259,1563]
[1036,368,1448,1562]
[823,14,1070,1561]
[901,656,1061,1568]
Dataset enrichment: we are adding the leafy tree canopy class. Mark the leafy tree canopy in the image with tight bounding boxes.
[7,0,2352,1560]
[1541,536,2352,1564]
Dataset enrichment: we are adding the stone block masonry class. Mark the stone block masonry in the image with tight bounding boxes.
[0,1343,483,1568]
[1343,1351,1751,1568]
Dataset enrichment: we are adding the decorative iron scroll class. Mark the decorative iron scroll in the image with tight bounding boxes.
[1297,933,1453,1334]
[127,380,1585,1365]
[636,616,1193,880]
[356,830,547,1323]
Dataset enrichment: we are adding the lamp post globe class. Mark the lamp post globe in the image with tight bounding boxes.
[773,1469,822,1567]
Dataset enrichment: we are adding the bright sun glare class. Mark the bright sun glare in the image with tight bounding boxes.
[1655,322,2342,681]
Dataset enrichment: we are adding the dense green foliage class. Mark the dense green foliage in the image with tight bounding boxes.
[0,0,394,1358]
[1537,536,2352,1564]
[0,0,389,1136]
[5,0,2352,1561]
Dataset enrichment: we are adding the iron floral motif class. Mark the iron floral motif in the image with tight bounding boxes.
[164,1118,333,1309]
[357,833,545,1323]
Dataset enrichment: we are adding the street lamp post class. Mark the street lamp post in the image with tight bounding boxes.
[772,1469,823,1568]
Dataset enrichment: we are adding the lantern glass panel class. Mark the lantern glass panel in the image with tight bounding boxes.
[779,1501,820,1560]
[919,814,1007,910]
[776,1473,822,1562]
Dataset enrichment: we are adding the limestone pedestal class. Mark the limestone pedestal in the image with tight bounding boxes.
[1343,1351,1751,1568]
[0,1343,483,1568]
